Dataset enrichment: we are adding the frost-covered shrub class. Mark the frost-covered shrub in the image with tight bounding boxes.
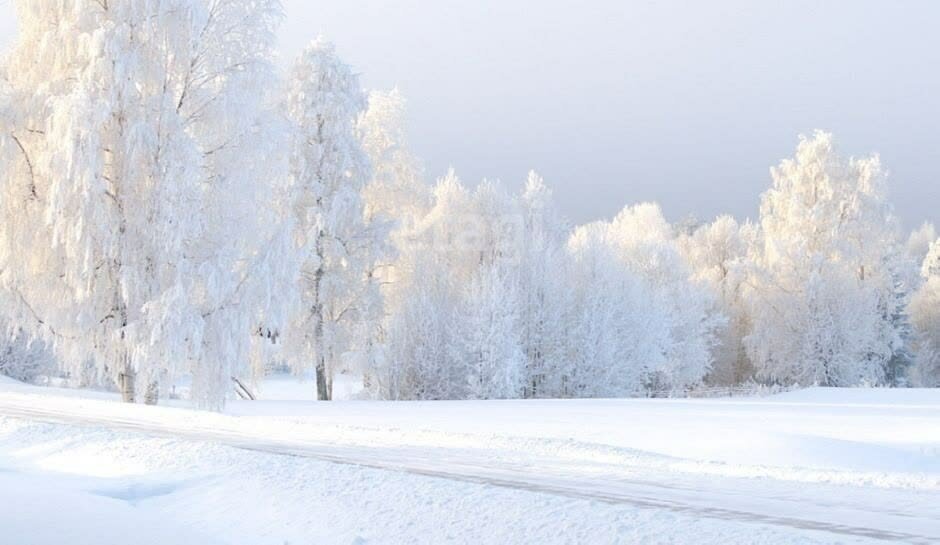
[0,329,54,383]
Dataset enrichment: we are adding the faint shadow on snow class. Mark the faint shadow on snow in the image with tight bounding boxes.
[91,480,188,505]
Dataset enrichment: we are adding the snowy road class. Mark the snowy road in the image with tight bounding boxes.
[1,385,938,545]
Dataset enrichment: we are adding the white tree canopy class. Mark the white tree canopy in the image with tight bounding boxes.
[0,0,288,407]
[281,38,380,400]
[909,239,940,387]
[745,132,904,387]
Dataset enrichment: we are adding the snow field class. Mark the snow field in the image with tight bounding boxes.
[0,382,938,543]
[0,416,900,545]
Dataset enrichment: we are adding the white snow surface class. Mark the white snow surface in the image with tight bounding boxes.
[0,378,938,544]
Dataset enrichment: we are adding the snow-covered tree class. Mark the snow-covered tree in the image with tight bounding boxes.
[565,223,668,396]
[381,248,457,399]
[745,132,904,387]
[282,39,381,400]
[442,177,532,399]
[906,222,937,269]
[605,203,723,390]
[0,0,287,407]
[449,264,525,399]
[517,172,571,397]
[359,88,429,226]
[381,176,721,398]
[355,88,429,395]
[922,239,940,279]
[880,222,938,383]
[379,171,473,400]
[679,216,758,385]
[182,0,294,406]
[380,171,542,399]
[555,202,722,396]
[910,240,940,386]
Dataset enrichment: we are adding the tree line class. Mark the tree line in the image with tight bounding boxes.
[0,1,937,406]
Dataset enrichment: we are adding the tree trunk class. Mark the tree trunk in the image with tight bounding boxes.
[327,364,334,400]
[316,358,330,401]
[116,295,133,402]
[119,367,136,403]
[313,230,331,401]
[313,289,330,401]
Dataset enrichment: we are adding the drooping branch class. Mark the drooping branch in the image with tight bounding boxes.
[8,284,78,341]
[10,133,37,200]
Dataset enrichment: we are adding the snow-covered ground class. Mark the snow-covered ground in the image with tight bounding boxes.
[1,376,938,544]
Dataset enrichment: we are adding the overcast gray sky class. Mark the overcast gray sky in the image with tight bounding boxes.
[2,1,938,228]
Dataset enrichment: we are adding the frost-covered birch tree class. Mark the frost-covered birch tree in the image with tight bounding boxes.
[0,0,287,406]
[355,88,428,395]
[282,39,379,400]
[745,132,904,387]
[910,240,940,386]
[379,171,467,400]
[679,216,758,385]
[445,179,529,399]
[450,264,525,399]
[605,203,723,390]
[905,222,937,276]
[359,89,429,226]
[381,171,536,399]
[516,172,571,398]
[565,223,667,396]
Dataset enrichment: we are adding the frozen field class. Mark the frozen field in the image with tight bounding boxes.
[0,376,938,544]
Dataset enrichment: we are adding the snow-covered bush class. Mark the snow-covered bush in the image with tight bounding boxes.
[0,326,54,383]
